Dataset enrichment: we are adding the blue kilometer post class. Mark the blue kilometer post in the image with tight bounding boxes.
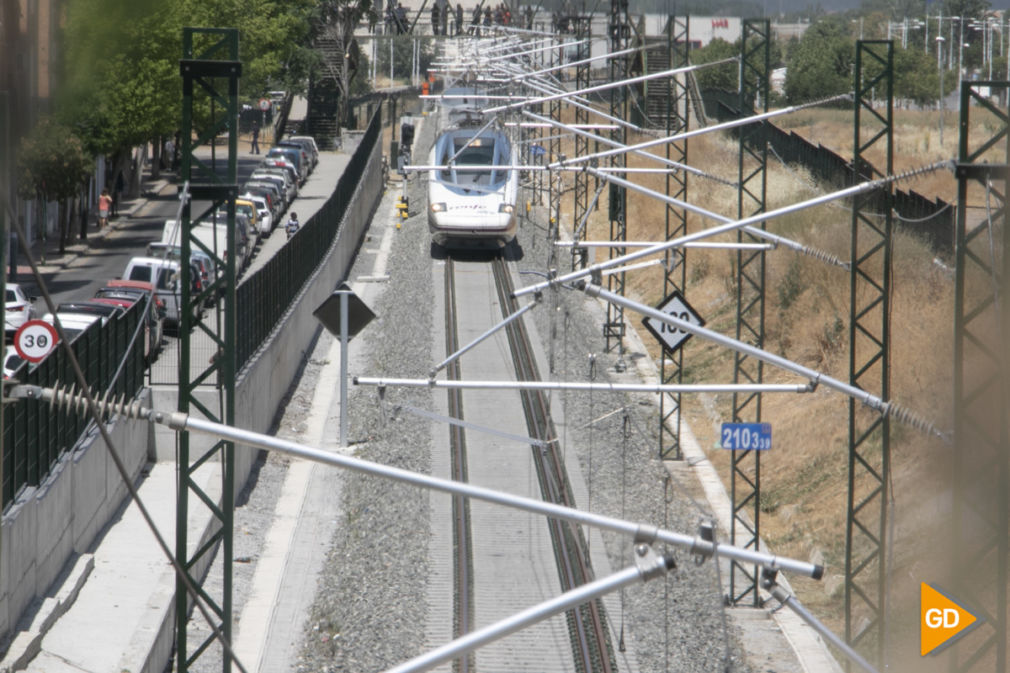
[720,422,772,451]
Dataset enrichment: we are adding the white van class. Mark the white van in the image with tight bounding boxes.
[163,217,247,273]
[122,257,188,326]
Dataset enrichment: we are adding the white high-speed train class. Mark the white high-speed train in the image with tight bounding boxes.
[427,124,518,248]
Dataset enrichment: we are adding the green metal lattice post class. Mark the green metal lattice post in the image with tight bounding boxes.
[658,16,689,462]
[177,27,240,673]
[845,39,892,669]
[950,79,1009,673]
[729,18,769,607]
[571,15,592,272]
[604,0,630,356]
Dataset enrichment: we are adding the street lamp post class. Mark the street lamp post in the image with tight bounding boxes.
[937,35,946,147]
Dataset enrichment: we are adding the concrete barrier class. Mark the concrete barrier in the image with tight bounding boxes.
[0,389,151,654]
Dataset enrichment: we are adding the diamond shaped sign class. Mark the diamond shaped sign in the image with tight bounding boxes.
[642,290,704,353]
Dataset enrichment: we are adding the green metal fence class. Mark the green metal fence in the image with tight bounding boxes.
[2,301,147,510]
[236,107,381,367]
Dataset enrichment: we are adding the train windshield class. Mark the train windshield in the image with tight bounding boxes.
[440,135,509,187]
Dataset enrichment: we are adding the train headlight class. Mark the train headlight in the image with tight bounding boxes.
[499,203,515,214]
[430,202,447,213]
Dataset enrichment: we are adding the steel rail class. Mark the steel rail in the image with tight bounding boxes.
[443,258,474,673]
[491,257,611,673]
[383,552,674,673]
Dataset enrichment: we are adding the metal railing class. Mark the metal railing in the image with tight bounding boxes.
[236,106,382,368]
[3,302,146,509]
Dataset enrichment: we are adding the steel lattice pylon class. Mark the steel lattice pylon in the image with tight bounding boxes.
[658,16,689,462]
[177,27,240,673]
[950,80,1009,673]
[571,15,592,272]
[845,40,892,669]
[604,0,630,354]
[729,18,769,607]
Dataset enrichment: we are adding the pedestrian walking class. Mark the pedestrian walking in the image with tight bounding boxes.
[98,189,112,229]
[251,121,261,154]
[285,212,300,240]
[113,171,125,217]
[456,3,464,35]
[431,2,440,34]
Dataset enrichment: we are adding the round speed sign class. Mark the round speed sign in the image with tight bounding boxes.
[258,98,271,111]
[13,320,59,363]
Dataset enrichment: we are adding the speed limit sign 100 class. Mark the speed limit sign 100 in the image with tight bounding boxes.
[13,319,60,363]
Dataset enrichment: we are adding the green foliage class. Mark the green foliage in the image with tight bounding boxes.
[692,39,739,91]
[893,45,942,106]
[784,15,855,104]
[16,118,92,201]
[58,0,319,158]
[941,0,991,18]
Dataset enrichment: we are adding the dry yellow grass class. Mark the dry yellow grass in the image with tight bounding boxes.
[551,106,975,664]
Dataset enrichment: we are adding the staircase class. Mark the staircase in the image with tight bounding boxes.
[642,37,672,127]
[306,34,344,149]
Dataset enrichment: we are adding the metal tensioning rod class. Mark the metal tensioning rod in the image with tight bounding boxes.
[522,110,736,186]
[356,377,814,394]
[11,383,825,580]
[551,94,853,169]
[579,282,945,439]
[512,161,951,300]
[484,58,739,114]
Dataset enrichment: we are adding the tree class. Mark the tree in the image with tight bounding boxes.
[942,0,991,19]
[784,15,855,104]
[692,38,739,92]
[893,45,942,107]
[16,118,92,253]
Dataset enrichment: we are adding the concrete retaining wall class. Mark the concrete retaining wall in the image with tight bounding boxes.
[0,389,152,648]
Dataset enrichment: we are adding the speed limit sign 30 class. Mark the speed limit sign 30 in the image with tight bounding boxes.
[13,320,59,363]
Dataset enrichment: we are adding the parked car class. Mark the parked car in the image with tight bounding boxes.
[243,182,284,220]
[276,141,313,175]
[4,346,26,379]
[240,193,274,235]
[249,170,296,203]
[122,257,201,327]
[145,242,216,291]
[98,279,167,317]
[258,156,301,189]
[285,135,319,169]
[41,312,102,344]
[265,147,307,184]
[5,283,37,334]
[92,289,164,362]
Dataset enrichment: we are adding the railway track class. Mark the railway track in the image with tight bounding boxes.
[438,253,614,673]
